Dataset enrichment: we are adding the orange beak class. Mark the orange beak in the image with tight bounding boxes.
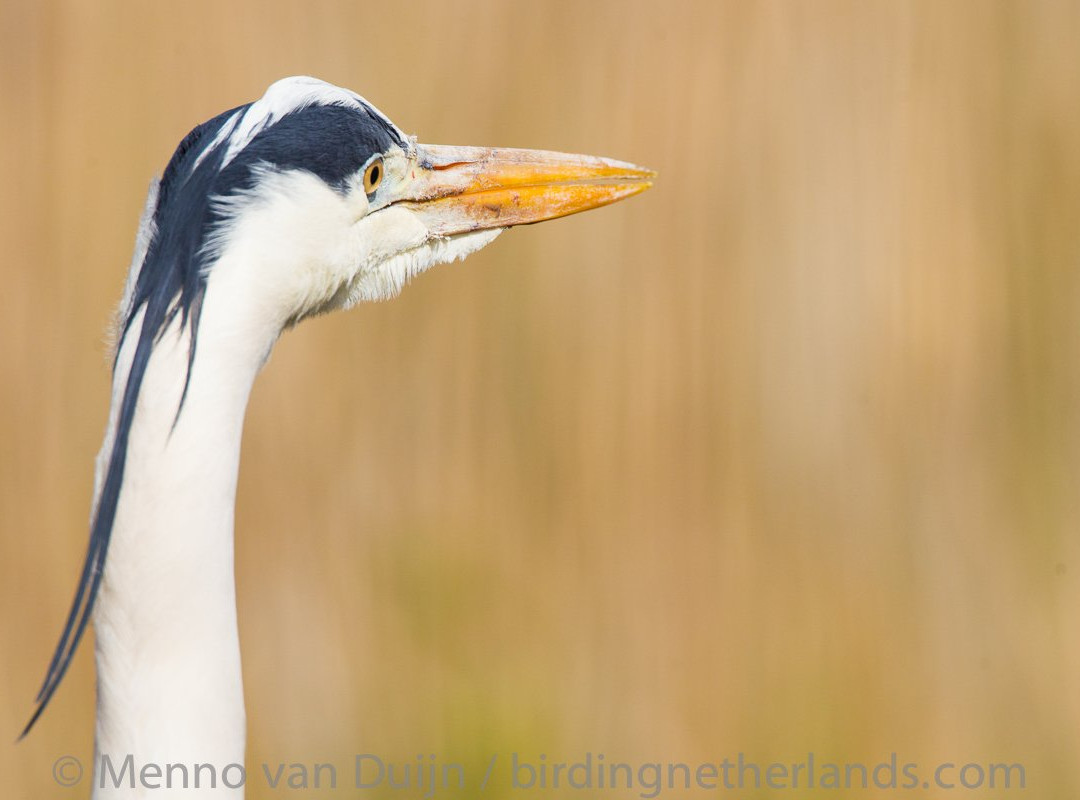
[396,144,654,236]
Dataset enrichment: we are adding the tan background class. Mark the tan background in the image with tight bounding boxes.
[2,1,1079,797]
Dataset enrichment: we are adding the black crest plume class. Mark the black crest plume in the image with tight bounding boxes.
[22,88,405,736]
[21,104,248,736]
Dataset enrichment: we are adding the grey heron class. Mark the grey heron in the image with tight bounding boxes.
[23,76,652,796]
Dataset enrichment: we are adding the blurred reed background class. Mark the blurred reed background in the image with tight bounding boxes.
[2,0,1079,796]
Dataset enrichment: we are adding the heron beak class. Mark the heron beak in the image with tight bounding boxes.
[398,144,654,236]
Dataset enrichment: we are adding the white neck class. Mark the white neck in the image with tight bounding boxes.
[92,258,280,798]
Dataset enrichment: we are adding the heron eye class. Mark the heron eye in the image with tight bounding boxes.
[363,159,383,194]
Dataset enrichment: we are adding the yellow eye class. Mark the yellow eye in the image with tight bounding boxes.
[363,158,383,194]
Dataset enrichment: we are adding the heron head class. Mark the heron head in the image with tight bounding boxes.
[165,76,654,330]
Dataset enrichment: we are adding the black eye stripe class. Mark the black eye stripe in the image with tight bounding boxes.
[222,105,402,191]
